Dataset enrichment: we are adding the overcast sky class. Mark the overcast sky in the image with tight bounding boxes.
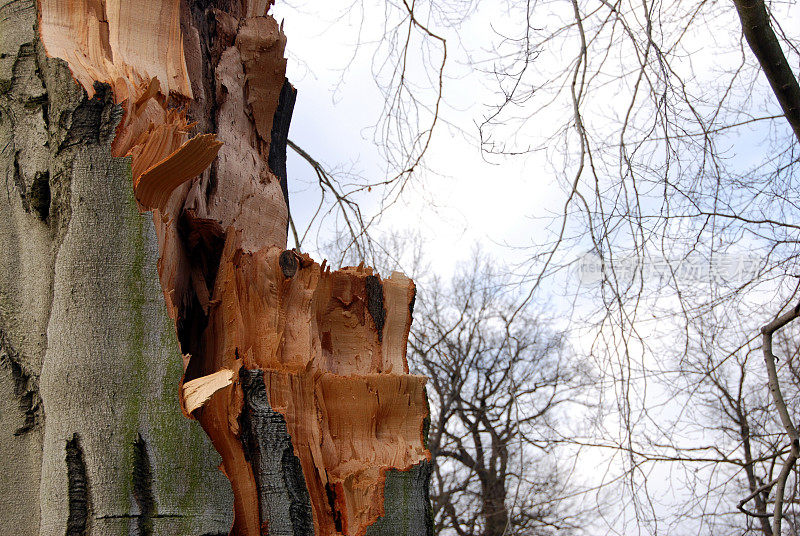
[272,0,569,279]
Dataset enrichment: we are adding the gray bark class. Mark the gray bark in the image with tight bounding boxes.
[732,0,800,142]
[239,369,313,536]
[0,1,233,534]
[365,462,434,536]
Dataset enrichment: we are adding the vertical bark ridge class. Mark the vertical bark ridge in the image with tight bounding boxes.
[365,275,386,342]
[1,3,66,533]
[240,368,314,536]
[65,433,89,536]
[268,78,297,218]
[12,150,29,212]
[25,1,236,532]
[133,434,156,536]
[29,170,50,221]
[0,329,42,435]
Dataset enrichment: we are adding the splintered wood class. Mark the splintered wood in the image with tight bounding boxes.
[38,0,192,98]
[39,0,222,213]
[38,1,430,535]
[189,240,428,535]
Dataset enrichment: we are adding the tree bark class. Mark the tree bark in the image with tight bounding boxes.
[480,478,508,536]
[732,0,800,142]
[1,1,432,535]
[0,1,233,535]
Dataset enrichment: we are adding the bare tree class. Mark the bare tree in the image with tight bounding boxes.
[272,0,450,262]
[407,255,595,536]
[444,0,800,532]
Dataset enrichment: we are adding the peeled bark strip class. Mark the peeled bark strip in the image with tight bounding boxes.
[239,368,314,536]
[134,133,223,211]
[184,368,235,414]
[40,0,224,214]
[35,1,432,536]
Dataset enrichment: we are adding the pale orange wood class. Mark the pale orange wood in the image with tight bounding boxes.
[183,44,288,253]
[182,368,234,413]
[380,273,416,374]
[133,134,223,212]
[40,3,222,213]
[198,384,262,536]
[236,16,288,144]
[38,0,192,98]
[194,232,429,536]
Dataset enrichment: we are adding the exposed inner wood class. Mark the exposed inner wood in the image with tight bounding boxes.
[190,236,429,536]
[38,2,430,535]
[183,368,235,414]
[39,1,221,212]
[38,0,192,98]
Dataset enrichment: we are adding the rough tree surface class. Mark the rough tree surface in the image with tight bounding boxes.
[0,1,433,535]
[0,1,232,535]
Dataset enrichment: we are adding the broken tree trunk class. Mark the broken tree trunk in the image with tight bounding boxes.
[0,1,233,535]
[2,0,433,535]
